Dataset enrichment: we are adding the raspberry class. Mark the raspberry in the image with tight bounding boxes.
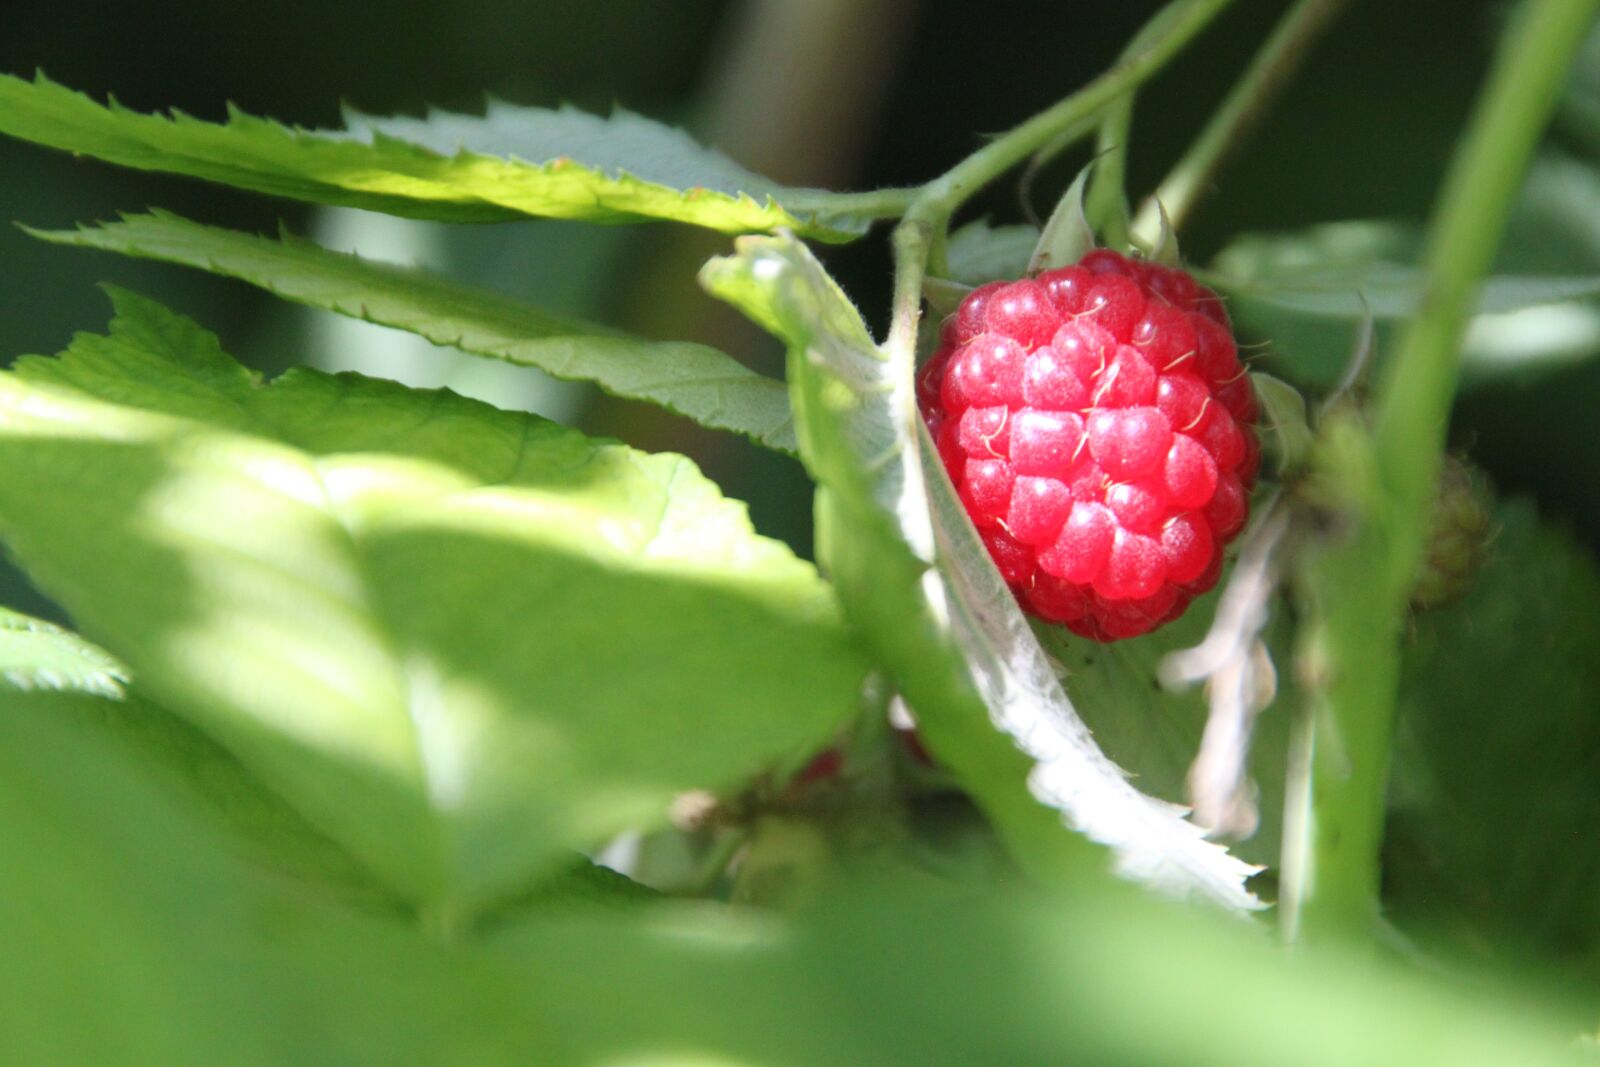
[918,249,1257,641]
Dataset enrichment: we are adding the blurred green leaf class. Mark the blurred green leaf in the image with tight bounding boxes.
[33,211,796,452]
[4,671,1586,1067]
[0,605,395,901]
[0,71,870,240]
[943,218,1038,285]
[702,232,1260,909]
[489,875,1589,1067]
[0,686,563,1065]
[1212,220,1600,317]
[1556,17,1600,157]
[1500,154,1600,272]
[1388,501,1600,978]
[0,288,864,913]
[0,603,125,695]
[1212,178,1600,390]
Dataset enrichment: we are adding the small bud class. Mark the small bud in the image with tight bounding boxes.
[1410,455,1494,611]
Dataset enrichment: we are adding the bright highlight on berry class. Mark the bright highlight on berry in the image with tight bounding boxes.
[917,249,1260,641]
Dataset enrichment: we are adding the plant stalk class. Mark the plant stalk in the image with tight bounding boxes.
[1085,0,1211,248]
[1132,0,1352,245]
[885,0,1237,363]
[1086,99,1135,249]
[1288,0,1599,945]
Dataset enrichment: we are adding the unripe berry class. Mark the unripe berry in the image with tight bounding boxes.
[917,249,1258,641]
[1410,455,1493,611]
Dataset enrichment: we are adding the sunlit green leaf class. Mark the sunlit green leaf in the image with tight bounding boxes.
[0,288,864,913]
[0,71,873,239]
[0,604,125,696]
[0,606,395,901]
[32,211,796,452]
[0,688,557,1064]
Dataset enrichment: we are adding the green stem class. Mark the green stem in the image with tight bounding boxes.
[1372,0,1598,576]
[886,0,1237,363]
[917,0,1234,224]
[1289,0,1599,945]
[796,185,922,220]
[1086,97,1135,249]
[1085,0,1200,248]
[1132,0,1352,245]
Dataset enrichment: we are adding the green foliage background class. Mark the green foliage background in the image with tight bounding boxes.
[3,0,1600,1063]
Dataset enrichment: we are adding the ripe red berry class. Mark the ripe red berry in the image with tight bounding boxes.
[917,250,1258,641]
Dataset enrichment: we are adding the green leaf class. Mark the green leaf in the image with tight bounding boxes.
[0,607,390,901]
[1388,501,1600,976]
[0,604,126,696]
[702,233,1260,910]
[1556,17,1600,157]
[1210,215,1600,318]
[488,876,1589,1067]
[1036,594,1295,871]
[1251,372,1315,477]
[32,211,796,453]
[5,675,1584,1067]
[0,71,871,240]
[944,219,1038,285]
[1210,217,1600,388]
[0,289,864,914]
[49,684,405,907]
[0,685,561,1065]
[1215,261,1600,320]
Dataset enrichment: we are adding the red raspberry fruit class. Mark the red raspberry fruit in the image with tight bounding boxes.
[918,249,1258,641]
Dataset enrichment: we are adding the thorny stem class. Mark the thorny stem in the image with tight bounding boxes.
[1288,0,1599,945]
[1131,0,1352,245]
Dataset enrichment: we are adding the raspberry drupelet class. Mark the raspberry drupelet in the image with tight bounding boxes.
[917,248,1260,641]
